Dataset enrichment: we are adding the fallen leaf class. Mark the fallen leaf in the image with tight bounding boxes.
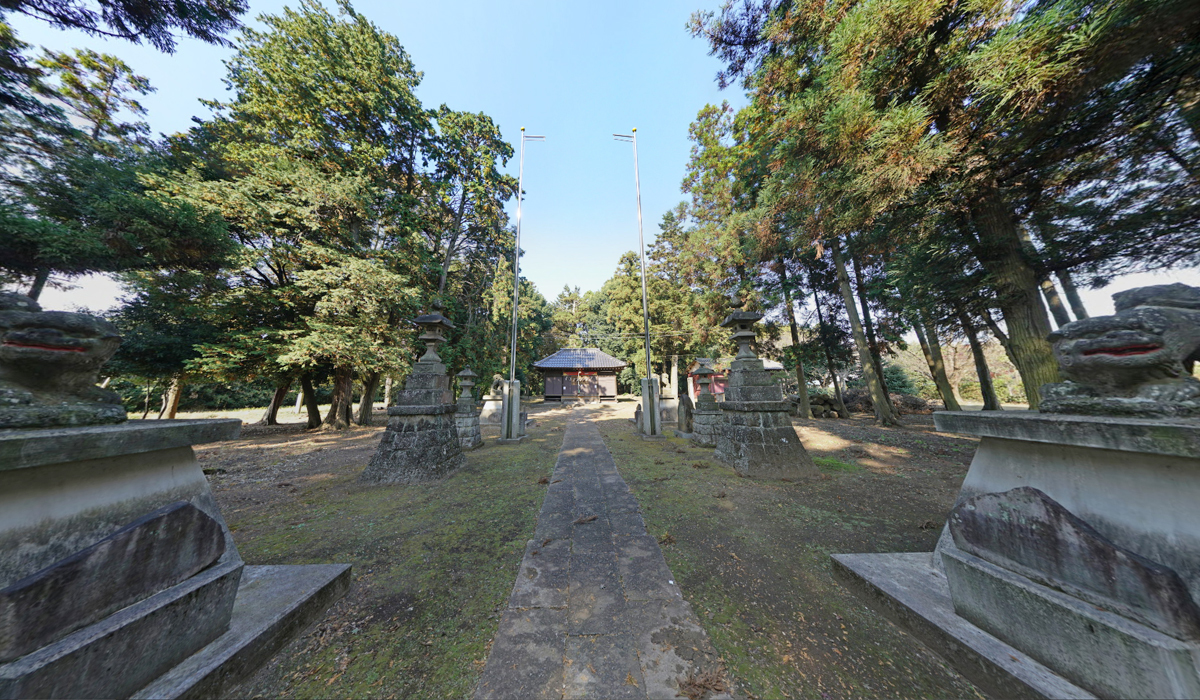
[573,514,598,524]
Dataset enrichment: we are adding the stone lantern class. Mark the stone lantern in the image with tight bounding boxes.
[361,301,465,483]
[713,295,816,477]
[690,363,721,448]
[455,367,482,450]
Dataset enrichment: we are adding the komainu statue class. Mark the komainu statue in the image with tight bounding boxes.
[0,292,126,428]
[1041,283,1200,417]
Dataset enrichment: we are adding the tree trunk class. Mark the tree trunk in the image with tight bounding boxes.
[27,268,50,301]
[914,312,963,411]
[356,371,381,426]
[1057,270,1089,319]
[141,380,153,419]
[323,367,354,429]
[968,188,1059,409]
[161,375,183,419]
[258,379,292,426]
[957,310,1003,411]
[778,260,810,419]
[300,375,322,429]
[831,241,898,425]
[812,290,849,418]
[851,253,889,394]
[383,375,394,408]
[1040,277,1071,327]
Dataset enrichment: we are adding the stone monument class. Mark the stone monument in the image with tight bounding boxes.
[361,303,464,483]
[690,365,720,448]
[674,392,694,439]
[832,283,1200,699]
[455,367,483,451]
[713,298,816,477]
[479,373,505,426]
[0,293,349,699]
[498,379,526,444]
[640,378,663,439]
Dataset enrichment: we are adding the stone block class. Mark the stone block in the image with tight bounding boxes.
[129,563,351,700]
[715,419,816,479]
[361,411,464,484]
[1,501,225,662]
[949,487,1200,640]
[729,358,764,372]
[931,411,1200,606]
[725,370,776,388]
[475,608,565,700]
[0,560,242,700]
[943,546,1200,699]
[479,398,503,426]
[830,552,1094,700]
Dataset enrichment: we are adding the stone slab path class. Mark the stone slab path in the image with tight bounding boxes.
[475,410,729,700]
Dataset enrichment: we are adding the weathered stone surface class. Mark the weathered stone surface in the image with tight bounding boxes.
[831,552,1095,700]
[678,394,693,433]
[0,559,242,700]
[949,487,1200,640]
[0,292,126,429]
[690,409,720,448]
[563,634,644,699]
[1041,283,1200,417]
[1,501,225,662]
[479,396,503,425]
[455,405,482,451]
[943,547,1200,700]
[477,412,726,700]
[130,563,351,700]
[933,410,1200,458]
[476,608,566,700]
[361,408,464,484]
[931,412,1200,601]
[0,419,240,473]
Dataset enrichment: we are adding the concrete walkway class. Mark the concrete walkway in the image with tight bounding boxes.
[475,410,729,700]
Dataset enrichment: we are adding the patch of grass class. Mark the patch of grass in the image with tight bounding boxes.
[219,409,569,699]
[814,456,864,473]
[593,407,982,700]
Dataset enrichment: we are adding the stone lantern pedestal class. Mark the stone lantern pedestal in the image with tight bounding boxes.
[361,304,464,483]
[713,299,816,478]
[690,365,721,448]
[455,368,482,451]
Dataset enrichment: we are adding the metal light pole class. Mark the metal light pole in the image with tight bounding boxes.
[614,129,659,436]
[509,127,545,383]
[500,127,543,445]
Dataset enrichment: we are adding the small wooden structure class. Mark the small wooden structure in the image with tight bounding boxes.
[685,357,785,400]
[534,348,626,402]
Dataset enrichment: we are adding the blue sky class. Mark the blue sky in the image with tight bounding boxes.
[10,0,746,305]
[12,0,1197,319]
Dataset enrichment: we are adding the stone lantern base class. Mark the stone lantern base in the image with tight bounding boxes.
[714,358,816,478]
[362,361,464,484]
[456,403,482,451]
[690,408,721,448]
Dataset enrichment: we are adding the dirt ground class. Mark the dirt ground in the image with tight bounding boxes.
[201,399,985,699]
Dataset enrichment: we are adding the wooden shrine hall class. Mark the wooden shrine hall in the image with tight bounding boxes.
[533,348,626,402]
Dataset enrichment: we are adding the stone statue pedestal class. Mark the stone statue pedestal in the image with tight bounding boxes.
[479,394,504,426]
[0,421,350,699]
[714,357,815,477]
[362,360,464,483]
[833,412,1200,699]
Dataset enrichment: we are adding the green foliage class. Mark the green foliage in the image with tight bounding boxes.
[880,363,917,396]
[3,0,245,52]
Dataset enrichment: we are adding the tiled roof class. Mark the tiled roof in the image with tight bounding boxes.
[533,348,628,370]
